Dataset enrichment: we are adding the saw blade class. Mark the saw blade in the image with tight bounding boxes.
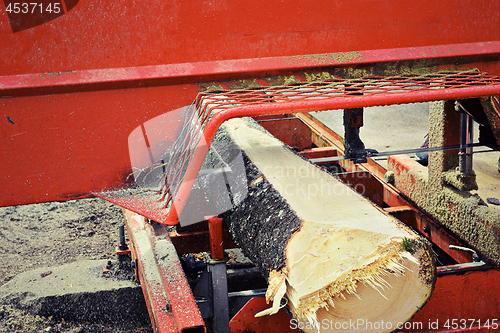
[309,142,498,163]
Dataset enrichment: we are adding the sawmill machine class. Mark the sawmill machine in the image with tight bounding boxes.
[1,1,500,332]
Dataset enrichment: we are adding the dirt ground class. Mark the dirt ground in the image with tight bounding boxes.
[0,198,153,333]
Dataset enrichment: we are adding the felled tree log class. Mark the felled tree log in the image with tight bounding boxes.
[214,117,436,333]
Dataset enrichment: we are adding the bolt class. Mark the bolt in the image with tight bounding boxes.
[119,224,128,251]
[165,301,171,312]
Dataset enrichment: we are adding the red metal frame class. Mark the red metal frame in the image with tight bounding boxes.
[3,46,500,208]
[123,209,205,333]
[2,42,500,96]
[207,216,225,261]
[136,113,500,332]
[100,70,500,225]
[3,2,500,331]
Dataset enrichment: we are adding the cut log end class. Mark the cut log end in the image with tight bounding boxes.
[213,116,436,332]
[283,233,435,333]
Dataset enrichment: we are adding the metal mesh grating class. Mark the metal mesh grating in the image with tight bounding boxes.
[157,70,500,217]
[195,70,500,109]
[157,104,213,208]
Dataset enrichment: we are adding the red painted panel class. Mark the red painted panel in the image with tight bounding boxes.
[2,0,500,208]
[229,297,295,333]
[228,1,441,36]
[401,268,500,332]
[3,0,69,33]
[1,0,500,75]
[0,84,199,207]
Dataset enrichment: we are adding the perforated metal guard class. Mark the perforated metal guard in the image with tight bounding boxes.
[157,104,212,208]
[195,70,500,110]
[97,70,500,224]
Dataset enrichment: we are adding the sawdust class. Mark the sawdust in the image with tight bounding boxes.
[392,160,500,266]
[0,304,52,332]
[428,100,460,178]
[436,187,500,264]
[443,168,478,191]
[0,199,122,286]
[301,51,364,65]
[303,72,337,83]
[0,302,148,333]
[196,63,449,97]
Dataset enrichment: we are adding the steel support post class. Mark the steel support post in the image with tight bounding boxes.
[206,216,229,332]
[208,260,229,333]
[459,112,474,174]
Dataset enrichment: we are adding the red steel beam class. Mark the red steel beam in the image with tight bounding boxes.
[3,0,500,78]
[123,209,205,333]
[1,42,500,96]
[207,216,225,260]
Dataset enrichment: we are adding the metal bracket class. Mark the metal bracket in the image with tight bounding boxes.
[207,260,230,333]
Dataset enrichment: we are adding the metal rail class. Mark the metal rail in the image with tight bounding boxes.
[2,43,500,96]
[123,209,205,332]
[148,70,500,225]
[96,70,500,225]
[308,142,497,163]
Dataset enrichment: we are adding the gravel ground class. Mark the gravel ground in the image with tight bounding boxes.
[0,198,153,333]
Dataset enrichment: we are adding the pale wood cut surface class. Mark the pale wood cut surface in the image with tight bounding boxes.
[223,118,435,332]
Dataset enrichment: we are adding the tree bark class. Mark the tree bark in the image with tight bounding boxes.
[214,117,436,333]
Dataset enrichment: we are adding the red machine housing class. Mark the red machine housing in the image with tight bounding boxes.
[2,0,500,207]
[1,1,500,332]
